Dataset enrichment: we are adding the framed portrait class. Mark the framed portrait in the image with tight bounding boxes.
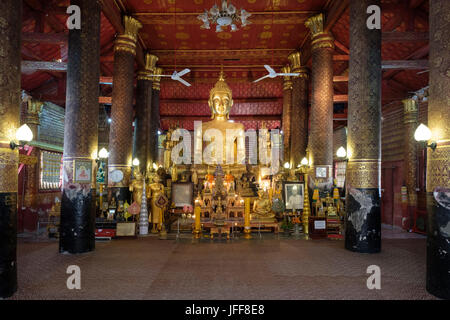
[283,182,304,210]
[315,166,328,179]
[74,160,92,183]
[171,182,194,207]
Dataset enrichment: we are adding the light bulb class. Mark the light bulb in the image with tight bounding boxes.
[414,123,432,142]
[336,146,347,158]
[15,124,33,142]
[132,158,140,166]
[284,162,290,169]
[98,148,109,159]
[301,157,308,166]
[153,162,158,170]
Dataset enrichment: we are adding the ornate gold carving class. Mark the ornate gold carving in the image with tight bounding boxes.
[24,99,44,125]
[402,98,418,114]
[346,159,380,189]
[138,53,158,81]
[288,51,309,78]
[288,51,301,72]
[427,143,450,191]
[152,67,163,90]
[281,65,293,90]
[0,147,18,193]
[305,13,324,35]
[305,14,334,51]
[114,37,137,56]
[123,16,143,42]
[114,16,142,55]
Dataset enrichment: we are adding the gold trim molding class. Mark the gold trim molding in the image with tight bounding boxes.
[346,159,381,189]
[305,14,334,50]
[138,53,159,81]
[152,67,163,90]
[281,65,293,90]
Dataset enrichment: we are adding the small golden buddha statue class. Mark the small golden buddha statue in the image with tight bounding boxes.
[252,190,275,221]
[195,71,245,165]
[129,171,149,207]
[149,174,165,233]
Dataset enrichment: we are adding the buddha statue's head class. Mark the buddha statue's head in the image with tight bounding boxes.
[208,71,233,120]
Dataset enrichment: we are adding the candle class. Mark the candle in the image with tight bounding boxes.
[244,198,252,239]
[194,205,202,238]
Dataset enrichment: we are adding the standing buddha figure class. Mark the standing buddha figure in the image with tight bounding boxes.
[149,173,165,233]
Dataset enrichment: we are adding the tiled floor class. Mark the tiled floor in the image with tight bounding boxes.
[8,228,435,300]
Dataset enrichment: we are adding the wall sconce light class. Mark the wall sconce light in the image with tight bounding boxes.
[283,162,291,169]
[336,146,347,158]
[132,158,140,166]
[10,124,33,150]
[414,123,437,151]
[98,148,109,159]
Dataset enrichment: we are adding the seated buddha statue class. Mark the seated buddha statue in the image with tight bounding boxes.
[252,190,275,222]
[194,71,245,165]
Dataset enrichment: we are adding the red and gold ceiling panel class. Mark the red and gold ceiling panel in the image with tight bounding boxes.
[160,100,282,116]
[160,79,283,99]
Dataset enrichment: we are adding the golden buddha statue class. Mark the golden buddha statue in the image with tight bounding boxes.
[129,171,149,207]
[149,173,165,233]
[195,71,245,165]
[252,189,275,221]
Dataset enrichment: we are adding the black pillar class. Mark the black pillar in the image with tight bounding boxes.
[60,0,101,253]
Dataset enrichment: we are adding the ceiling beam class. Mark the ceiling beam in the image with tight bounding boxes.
[382,32,429,42]
[22,32,67,44]
[381,60,429,70]
[22,60,67,72]
[324,0,350,32]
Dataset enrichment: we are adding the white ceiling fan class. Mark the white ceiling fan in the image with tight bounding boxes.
[151,68,192,87]
[253,65,299,83]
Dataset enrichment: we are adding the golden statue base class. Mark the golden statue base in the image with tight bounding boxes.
[193,230,202,239]
[243,227,252,239]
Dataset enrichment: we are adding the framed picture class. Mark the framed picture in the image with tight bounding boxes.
[171,182,194,207]
[74,160,92,183]
[283,182,304,210]
[315,166,328,179]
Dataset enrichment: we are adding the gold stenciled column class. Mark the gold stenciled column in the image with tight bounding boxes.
[305,14,334,192]
[281,65,292,163]
[402,98,418,230]
[426,0,450,300]
[345,0,381,253]
[108,16,142,201]
[151,67,163,165]
[135,53,158,174]
[60,0,101,254]
[288,52,309,168]
[0,0,22,299]
[20,96,43,209]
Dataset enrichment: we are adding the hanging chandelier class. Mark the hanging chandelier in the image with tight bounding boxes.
[197,0,251,32]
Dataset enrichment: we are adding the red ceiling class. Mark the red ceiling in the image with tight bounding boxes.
[20,0,430,132]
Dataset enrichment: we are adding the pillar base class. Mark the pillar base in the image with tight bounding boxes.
[59,189,95,254]
[0,192,17,298]
[345,188,381,253]
[426,190,450,299]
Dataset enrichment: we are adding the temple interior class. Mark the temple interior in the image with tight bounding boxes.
[0,0,449,300]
